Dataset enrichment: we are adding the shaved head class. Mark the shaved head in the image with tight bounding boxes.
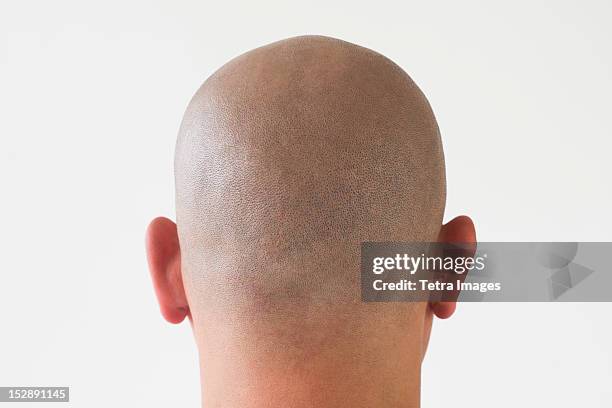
[169,35,448,406]
[176,35,444,307]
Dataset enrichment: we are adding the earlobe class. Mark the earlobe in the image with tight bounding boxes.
[145,217,189,324]
[430,215,476,319]
[431,302,457,319]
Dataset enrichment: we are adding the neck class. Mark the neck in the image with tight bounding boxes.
[193,302,428,407]
[199,357,421,408]
[197,331,422,407]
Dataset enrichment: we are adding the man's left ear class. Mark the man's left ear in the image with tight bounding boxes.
[430,215,476,319]
[145,217,189,324]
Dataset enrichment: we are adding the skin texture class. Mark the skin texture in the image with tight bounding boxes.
[146,36,476,407]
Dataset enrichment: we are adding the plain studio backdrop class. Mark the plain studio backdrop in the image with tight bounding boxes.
[1,0,611,406]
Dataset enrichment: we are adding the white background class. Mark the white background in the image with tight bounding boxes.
[1,0,611,406]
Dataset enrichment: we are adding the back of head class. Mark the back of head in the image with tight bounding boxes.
[174,35,445,405]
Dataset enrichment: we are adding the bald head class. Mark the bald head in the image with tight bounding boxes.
[144,35,453,406]
[175,36,445,313]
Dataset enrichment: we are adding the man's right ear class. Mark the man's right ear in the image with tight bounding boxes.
[145,217,189,324]
[429,215,476,319]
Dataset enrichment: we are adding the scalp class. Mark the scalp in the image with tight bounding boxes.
[174,36,445,309]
